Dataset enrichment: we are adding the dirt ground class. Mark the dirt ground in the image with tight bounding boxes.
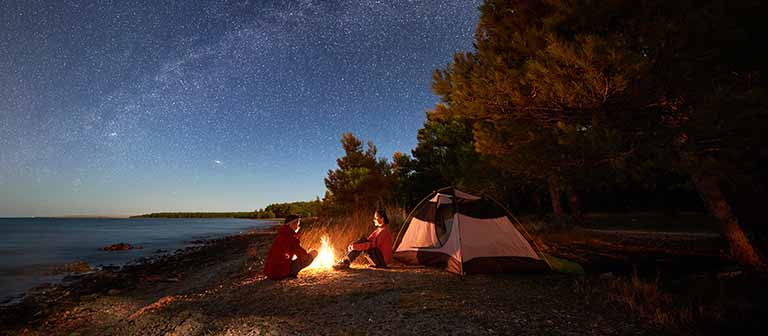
[0,228,660,336]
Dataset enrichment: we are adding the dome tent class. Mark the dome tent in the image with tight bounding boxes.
[393,187,550,275]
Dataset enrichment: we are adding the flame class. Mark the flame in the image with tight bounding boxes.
[306,235,335,270]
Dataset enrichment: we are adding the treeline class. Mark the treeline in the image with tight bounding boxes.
[256,200,322,219]
[132,200,322,219]
[321,0,767,267]
[131,212,261,219]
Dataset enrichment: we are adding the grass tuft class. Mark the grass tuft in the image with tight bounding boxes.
[606,271,694,328]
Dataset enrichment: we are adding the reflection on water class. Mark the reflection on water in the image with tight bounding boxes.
[0,218,276,301]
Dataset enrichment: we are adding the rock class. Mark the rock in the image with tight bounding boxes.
[100,265,121,271]
[101,243,136,251]
[107,289,121,295]
[46,261,92,275]
[28,283,57,296]
[62,274,86,283]
[59,261,91,274]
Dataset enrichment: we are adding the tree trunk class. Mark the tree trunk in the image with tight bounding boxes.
[692,172,764,267]
[548,175,564,217]
[567,188,584,222]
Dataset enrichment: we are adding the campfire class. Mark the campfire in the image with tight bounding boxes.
[306,235,336,270]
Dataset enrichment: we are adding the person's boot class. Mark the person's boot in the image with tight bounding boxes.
[332,258,350,270]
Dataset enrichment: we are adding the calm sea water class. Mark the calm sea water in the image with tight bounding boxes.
[0,217,276,301]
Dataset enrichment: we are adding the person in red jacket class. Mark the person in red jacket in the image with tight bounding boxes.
[263,215,317,280]
[333,208,393,269]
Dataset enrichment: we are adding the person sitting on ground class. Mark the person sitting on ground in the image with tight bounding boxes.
[263,214,317,280]
[333,208,393,269]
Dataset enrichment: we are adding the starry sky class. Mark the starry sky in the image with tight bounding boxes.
[0,0,481,217]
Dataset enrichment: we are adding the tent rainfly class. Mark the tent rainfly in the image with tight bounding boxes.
[393,188,550,275]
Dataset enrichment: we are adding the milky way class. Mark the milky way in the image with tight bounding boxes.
[0,0,481,216]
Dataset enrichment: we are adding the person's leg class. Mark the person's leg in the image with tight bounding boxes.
[289,250,317,277]
[341,237,368,263]
[333,237,367,269]
[345,249,362,263]
[363,248,387,268]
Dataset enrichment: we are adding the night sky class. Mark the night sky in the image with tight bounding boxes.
[0,0,481,217]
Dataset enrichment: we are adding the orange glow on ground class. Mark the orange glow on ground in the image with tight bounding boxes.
[306,235,335,271]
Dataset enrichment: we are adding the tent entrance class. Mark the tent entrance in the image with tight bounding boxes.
[435,203,454,246]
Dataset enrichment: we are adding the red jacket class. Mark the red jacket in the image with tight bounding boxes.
[264,224,309,280]
[352,225,393,264]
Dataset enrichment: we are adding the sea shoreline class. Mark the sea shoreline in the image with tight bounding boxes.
[1,222,761,335]
[0,224,280,334]
[0,223,664,336]
[0,218,278,302]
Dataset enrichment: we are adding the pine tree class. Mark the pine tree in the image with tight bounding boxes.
[324,133,394,213]
[431,0,767,266]
[432,0,637,217]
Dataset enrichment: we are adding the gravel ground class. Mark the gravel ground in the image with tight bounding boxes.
[0,230,660,336]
